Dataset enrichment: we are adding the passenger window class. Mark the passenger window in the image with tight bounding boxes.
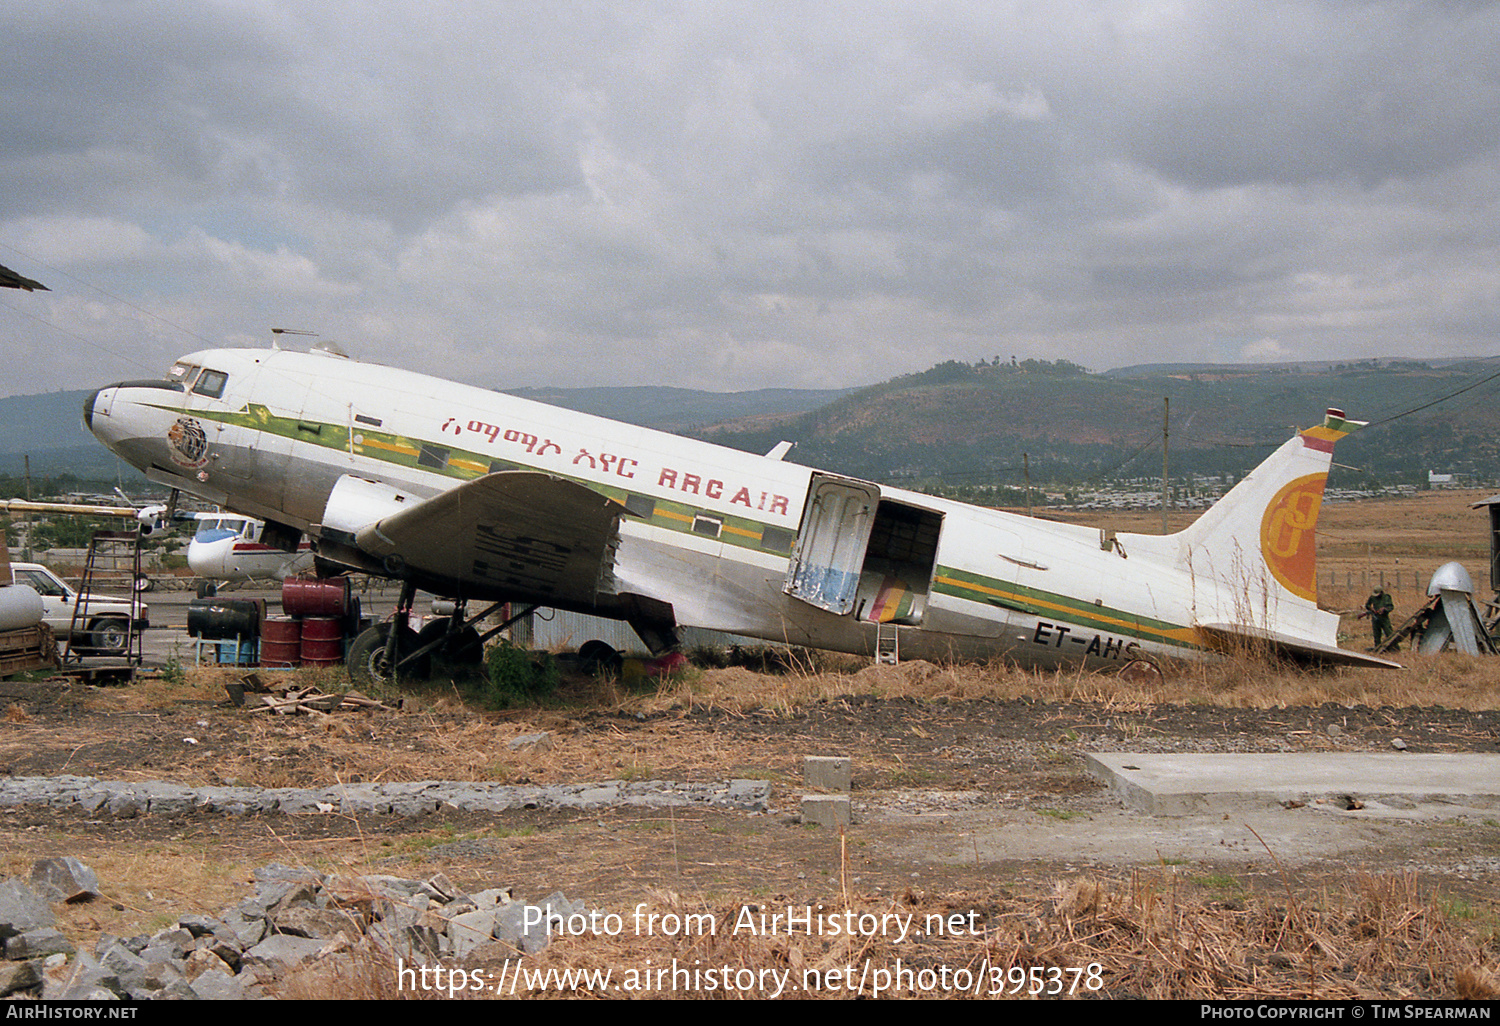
[193,369,228,398]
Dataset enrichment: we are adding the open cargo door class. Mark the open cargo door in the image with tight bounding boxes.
[784,475,879,615]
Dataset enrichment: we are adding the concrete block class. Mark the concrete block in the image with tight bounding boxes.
[0,959,43,998]
[0,878,55,937]
[803,756,852,791]
[190,967,249,1001]
[449,908,502,958]
[800,795,852,828]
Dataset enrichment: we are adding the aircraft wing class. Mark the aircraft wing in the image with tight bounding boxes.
[0,263,47,291]
[1196,622,1403,669]
[351,472,628,603]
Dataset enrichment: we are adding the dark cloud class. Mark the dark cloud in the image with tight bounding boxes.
[0,1,1497,397]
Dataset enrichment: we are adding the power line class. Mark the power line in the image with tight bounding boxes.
[0,240,217,348]
[1365,367,1500,427]
[0,295,156,376]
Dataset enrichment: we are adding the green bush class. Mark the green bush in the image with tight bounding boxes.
[482,642,559,707]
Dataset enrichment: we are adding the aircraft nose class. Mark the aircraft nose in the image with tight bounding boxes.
[83,383,130,447]
[83,384,121,437]
[83,388,101,432]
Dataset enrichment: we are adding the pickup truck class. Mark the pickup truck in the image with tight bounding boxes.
[10,562,149,654]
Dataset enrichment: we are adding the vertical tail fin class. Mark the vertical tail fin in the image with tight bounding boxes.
[1180,409,1360,603]
[1168,409,1361,648]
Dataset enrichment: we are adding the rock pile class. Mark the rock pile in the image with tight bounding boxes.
[0,775,770,818]
[1,858,589,1000]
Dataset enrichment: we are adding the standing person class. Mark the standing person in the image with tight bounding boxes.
[1363,587,1395,648]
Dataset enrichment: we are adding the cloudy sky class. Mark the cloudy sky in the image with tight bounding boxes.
[1,1,1497,399]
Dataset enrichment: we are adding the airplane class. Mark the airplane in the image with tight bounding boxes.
[82,343,1400,681]
[185,511,316,586]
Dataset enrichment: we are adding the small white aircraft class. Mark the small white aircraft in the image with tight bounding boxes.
[185,512,316,584]
[84,344,1398,679]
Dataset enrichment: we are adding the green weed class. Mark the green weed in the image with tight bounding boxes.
[1036,808,1088,821]
[481,642,560,707]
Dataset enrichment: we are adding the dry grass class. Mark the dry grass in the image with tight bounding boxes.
[609,647,1500,719]
[0,845,259,951]
[271,868,1500,1000]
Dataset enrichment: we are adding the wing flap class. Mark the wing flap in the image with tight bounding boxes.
[1197,621,1403,669]
[354,472,627,603]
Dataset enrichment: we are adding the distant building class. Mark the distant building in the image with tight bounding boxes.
[1429,472,1457,488]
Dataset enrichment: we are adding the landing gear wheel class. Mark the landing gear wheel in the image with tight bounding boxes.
[348,623,430,686]
[578,639,623,675]
[417,620,484,666]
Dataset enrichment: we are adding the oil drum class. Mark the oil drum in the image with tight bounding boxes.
[281,577,350,618]
[260,615,301,668]
[299,615,344,667]
[187,598,263,640]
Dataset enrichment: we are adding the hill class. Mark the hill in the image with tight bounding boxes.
[691,357,1500,492]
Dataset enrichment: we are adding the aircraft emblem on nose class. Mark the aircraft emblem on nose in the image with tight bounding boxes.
[167,417,209,469]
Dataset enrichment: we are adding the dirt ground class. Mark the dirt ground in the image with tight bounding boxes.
[3,663,1499,918]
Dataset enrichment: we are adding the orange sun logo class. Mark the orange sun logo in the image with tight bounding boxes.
[1260,474,1326,602]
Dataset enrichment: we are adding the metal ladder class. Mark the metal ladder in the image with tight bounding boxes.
[64,530,145,665]
[874,620,899,665]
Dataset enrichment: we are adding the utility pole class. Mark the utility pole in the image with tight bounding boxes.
[1024,452,1032,517]
[23,455,30,561]
[1161,398,1170,534]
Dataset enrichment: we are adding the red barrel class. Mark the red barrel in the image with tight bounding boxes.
[300,616,344,667]
[282,577,350,618]
[260,616,301,668]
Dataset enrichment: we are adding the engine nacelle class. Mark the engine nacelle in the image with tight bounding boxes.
[136,504,169,535]
[320,475,419,543]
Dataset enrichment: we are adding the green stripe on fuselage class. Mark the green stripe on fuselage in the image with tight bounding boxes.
[171,403,787,558]
[932,566,1199,650]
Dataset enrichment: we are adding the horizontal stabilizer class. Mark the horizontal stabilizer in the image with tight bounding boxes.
[1197,622,1403,669]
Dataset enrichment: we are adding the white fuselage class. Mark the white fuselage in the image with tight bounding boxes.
[85,347,1345,666]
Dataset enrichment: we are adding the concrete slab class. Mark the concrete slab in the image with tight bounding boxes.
[803,756,852,792]
[801,795,852,828]
[1086,752,1500,817]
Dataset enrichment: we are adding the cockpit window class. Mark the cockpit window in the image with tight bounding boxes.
[168,362,199,386]
[193,368,228,398]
